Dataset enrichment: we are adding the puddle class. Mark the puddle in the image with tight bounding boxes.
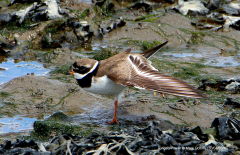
[0,116,37,133]
[205,56,240,67]
[0,59,50,85]
[160,47,240,67]
[78,0,92,4]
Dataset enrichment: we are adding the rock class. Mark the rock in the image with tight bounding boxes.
[172,0,209,16]
[0,35,31,58]
[44,0,62,20]
[0,0,7,7]
[141,115,156,121]
[8,0,41,6]
[178,98,188,105]
[68,20,88,28]
[29,0,63,22]
[223,98,240,108]
[191,13,225,31]
[67,20,94,43]
[95,0,106,7]
[0,47,8,55]
[21,49,38,60]
[1,0,67,34]
[129,2,152,12]
[97,17,126,36]
[222,15,240,31]
[10,39,30,58]
[204,134,230,154]
[33,120,81,137]
[104,19,117,33]
[211,117,240,140]
[225,81,240,94]
[0,13,12,25]
[0,139,44,155]
[74,27,93,43]
[198,78,240,91]
[12,2,37,25]
[221,2,240,16]
[205,0,221,10]
[0,35,15,50]
[165,0,175,4]
[234,140,240,148]
[189,126,208,141]
[193,99,201,105]
[41,32,61,48]
[63,31,77,43]
[48,47,77,65]
[47,112,69,121]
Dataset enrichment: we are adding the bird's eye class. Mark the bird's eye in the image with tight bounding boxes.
[73,68,78,72]
[79,66,87,70]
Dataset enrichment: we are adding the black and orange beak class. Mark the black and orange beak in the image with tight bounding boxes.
[66,70,75,75]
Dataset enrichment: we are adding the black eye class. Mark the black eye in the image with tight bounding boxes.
[79,66,87,70]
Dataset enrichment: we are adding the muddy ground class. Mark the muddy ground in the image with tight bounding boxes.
[0,0,240,142]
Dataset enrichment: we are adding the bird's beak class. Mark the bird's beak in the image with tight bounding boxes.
[66,70,75,75]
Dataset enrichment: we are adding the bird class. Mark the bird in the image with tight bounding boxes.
[67,41,207,124]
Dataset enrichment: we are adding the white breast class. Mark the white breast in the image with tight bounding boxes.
[83,75,126,96]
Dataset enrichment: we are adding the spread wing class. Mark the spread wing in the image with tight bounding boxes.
[107,54,206,98]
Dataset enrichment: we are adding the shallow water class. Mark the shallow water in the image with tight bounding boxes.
[0,59,50,85]
[78,0,92,4]
[160,47,240,67]
[0,116,36,133]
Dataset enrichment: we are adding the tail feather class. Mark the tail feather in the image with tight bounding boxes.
[141,41,168,59]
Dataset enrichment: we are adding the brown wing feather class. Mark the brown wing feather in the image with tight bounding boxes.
[128,55,206,98]
[113,54,206,98]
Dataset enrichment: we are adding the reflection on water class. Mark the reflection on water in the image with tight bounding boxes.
[0,116,37,133]
[160,47,240,67]
[0,59,50,85]
[78,0,92,3]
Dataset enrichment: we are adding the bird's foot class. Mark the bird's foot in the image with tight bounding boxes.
[107,117,118,124]
[153,91,165,98]
[160,93,165,98]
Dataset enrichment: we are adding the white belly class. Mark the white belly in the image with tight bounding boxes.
[83,75,126,96]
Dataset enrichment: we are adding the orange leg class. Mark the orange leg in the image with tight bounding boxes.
[107,100,119,124]
[160,93,165,98]
[153,91,165,98]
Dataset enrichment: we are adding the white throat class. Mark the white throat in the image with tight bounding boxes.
[73,61,99,79]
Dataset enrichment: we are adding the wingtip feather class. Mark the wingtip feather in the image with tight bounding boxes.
[141,40,168,59]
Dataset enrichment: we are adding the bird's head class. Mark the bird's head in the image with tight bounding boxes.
[67,59,99,79]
